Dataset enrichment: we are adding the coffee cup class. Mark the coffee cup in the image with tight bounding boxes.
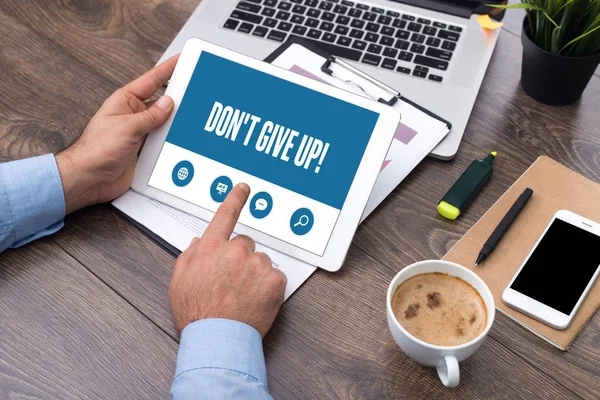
[386,260,495,388]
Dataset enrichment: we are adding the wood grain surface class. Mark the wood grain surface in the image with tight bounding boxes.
[1,0,599,399]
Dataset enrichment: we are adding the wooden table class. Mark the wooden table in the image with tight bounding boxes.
[1,1,599,398]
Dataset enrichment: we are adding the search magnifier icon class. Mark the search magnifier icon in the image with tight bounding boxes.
[290,208,314,236]
[294,215,310,227]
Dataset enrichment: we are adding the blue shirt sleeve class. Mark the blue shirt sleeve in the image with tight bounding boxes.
[0,154,66,253]
[171,318,273,400]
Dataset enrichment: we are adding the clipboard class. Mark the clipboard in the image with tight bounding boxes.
[264,36,451,130]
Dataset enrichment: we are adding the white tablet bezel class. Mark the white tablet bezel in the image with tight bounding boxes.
[132,38,400,271]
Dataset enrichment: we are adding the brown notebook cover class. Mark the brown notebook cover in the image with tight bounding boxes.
[443,156,600,350]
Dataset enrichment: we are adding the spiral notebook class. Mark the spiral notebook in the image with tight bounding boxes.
[443,156,600,350]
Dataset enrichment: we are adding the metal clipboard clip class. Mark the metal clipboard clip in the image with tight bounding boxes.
[321,56,400,107]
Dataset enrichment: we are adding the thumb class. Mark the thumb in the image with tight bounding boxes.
[130,95,174,135]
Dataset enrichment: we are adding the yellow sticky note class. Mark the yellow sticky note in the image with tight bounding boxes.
[477,14,504,30]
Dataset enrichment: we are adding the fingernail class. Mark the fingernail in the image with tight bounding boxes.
[156,95,172,110]
[238,183,250,192]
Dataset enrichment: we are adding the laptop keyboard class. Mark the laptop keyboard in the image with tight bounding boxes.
[223,0,465,83]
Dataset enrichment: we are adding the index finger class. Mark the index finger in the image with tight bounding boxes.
[123,54,180,100]
[203,184,250,241]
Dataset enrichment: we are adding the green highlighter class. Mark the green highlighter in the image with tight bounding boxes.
[438,152,497,220]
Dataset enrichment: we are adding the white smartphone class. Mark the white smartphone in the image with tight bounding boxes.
[502,210,600,330]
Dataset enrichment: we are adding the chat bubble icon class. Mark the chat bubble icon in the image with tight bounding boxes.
[255,198,268,211]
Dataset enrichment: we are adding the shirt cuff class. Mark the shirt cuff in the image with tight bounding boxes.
[175,318,267,386]
[0,154,66,247]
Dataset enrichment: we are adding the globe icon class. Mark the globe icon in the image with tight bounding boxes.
[177,167,189,181]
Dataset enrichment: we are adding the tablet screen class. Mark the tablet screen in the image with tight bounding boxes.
[148,51,380,256]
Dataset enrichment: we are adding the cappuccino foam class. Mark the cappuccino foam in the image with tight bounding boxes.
[392,272,487,346]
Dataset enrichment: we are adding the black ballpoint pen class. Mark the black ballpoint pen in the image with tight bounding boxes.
[475,188,534,266]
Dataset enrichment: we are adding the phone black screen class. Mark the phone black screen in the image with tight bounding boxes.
[510,219,600,315]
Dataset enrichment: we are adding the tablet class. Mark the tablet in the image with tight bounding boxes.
[132,38,400,271]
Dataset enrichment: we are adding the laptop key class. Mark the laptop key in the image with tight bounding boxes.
[237,1,261,13]
[362,53,381,66]
[395,30,409,40]
[352,39,367,50]
[428,74,443,82]
[275,11,291,20]
[261,7,276,16]
[410,43,425,54]
[323,32,337,42]
[336,15,350,25]
[365,33,379,42]
[367,43,383,54]
[397,66,411,74]
[398,51,413,62]
[335,25,349,35]
[350,29,364,39]
[267,30,287,41]
[278,21,292,31]
[448,25,463,32]
[426,47,452,61]
[378,15,392,25]
[413,68,427,78]
[239,22,254,33]
[307,28,321,39]
[423,26,437,36]
[337,36,352,46]
[411,33,425,44]
[265,0,277,5]
[382,58,397,70]
[433,21,446,29]
[366,23,379,32]
[320,21,334,31]
[417,18,431,25]
[223,19,240,30]
[442,40,456,51]
[318,1,333,10]
[349,8,362,18]
[407,22,421,32]
[371,6,384,13]
[333,5,348,13]
[356,3,369,10]
[231,10,263,24]
[380,36,394,46]
[322,12,335,21]
[304,0,318,6]
[383,47,398,58]
[253,26,269,37]
[342,0,354,6]
[438,30,460,41]
[381,26,394,36]
[386,10,400,17]
[402,14,416,21]
[414,54,448,70]
[307,9,320,17]
[264,18,277,27]
[292,5,307,13]
[426,37,441,47]
[293,25,307,35]
[363,12,377,21]
[306,18,319,27]
[393,19,406,29]
[394,40,409,50]
[351,19,365,28]
[278,2,292,10]
[291,14,305,24]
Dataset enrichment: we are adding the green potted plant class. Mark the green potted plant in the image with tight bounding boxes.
[491,0,600,105]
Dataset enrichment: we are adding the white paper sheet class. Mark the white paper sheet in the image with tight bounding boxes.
[112,190,316,301]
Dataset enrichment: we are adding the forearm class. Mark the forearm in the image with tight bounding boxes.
[171,319,273,400]
[0,154,66,253]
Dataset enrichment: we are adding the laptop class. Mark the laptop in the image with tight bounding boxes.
[159,0,502,159]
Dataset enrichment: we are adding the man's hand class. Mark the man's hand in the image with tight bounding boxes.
[168,183,287,337]
[56,55,180,214]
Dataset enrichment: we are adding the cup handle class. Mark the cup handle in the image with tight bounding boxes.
[437,355,459,388]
